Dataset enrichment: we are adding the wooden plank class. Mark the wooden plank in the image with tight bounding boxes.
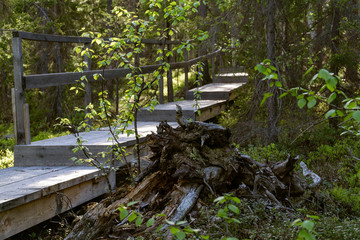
[213,72,249,83]
[186,83,245,100]
[0,166,68,187]
[14,31,93,43]
[23,103,31,144]
[184,50,189,93]
[84,43,92,126]
[15,31,185,45]
[0,166,113,211]
[137,100,226,122]
[12,36,26,145]
[0,167,115,239]
[11,88,17,144]
[24,49,222,89]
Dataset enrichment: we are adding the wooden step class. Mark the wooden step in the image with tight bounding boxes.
[0,166,115,239]
[219,66,246,73]
[137,100,227,122]
[186,83,245,101]
[14,122,178,167]
[213,72,248,83]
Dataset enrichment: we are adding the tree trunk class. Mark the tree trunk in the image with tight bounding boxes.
[266,0,281,143]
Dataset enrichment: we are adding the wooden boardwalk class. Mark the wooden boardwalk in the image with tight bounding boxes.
[1,68,247,239]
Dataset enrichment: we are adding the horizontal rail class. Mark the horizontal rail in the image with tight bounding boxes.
[24,49,221,89]
[13,31,185,45]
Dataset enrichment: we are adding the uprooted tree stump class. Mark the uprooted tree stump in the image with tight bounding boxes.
[65,106,310,240]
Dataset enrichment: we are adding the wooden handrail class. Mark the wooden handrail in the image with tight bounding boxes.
[13,31,186,45]
[24,49,222,89]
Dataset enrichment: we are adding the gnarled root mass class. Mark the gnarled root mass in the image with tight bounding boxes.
[65,121,308,240]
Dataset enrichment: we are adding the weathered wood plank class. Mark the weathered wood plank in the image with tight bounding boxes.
[137,100,227,122]
[12,36,26,145]
[11,88,17,144]
[186,83,245,101]
[23,103,31,144]
[213,72,249,83]
[14,31,185,45]
[0,166,68,187]
[0,166,115,239]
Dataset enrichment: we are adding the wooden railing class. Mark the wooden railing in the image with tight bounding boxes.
[12,31,221,145]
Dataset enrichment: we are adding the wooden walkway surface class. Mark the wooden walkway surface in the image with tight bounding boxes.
[0,69,247,239]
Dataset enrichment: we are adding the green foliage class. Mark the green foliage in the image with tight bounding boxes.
[240,143,289,163]
[292,215,319,240]
[0,149,14,169]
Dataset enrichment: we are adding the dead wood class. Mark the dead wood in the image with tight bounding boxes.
[66,114,313,239]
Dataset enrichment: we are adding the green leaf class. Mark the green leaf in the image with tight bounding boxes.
[201,236,210,239]
[128,212,137,222]
[344,112,353,121]
[275,81,282,87]
[325,109,336,119]
[165,220,175,225]
[326,77,337,92]
[261,93,273,106]
[175,231,186,240]
[279,92,288,99]
[120,209,128,220]
[292,219,302,226]
[310,73,318,85]
[127,201,138,207]
[214,196,225,203]
[170,227,180,235]
[297,98,307,109]
[228,204,240,214]
[135,216,143,226]
[318,69,332,80]
[353,111,360,122]
[336,110,344,117]
[344,100,357,109]
[146,218,155,227]
[302,220,315,231]
[303,65,314,77]
[298,229,316,240]
[230,196,241,204]
[255,64,266,74]
[328,92,337,104]
[176,220,187,226]
[307,97,317,109]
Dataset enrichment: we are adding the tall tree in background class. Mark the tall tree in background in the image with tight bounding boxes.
[266,0,281,143]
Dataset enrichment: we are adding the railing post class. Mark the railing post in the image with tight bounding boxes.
[12,32,29,145]
[158,44,164,104]
[184,49,189,93]
[167,41,174,102]
[84,43,92,125]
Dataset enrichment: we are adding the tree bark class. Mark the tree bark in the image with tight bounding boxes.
[266,0,281,143]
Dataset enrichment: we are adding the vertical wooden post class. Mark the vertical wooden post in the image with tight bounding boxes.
[12,32,26,145]
[158,45,164,104]
[167,41,174,102]
[84,43,92,126]
[211,35,215,80]
[184,49,189,93]
[11,88,18,144]
[23,103,31,144]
